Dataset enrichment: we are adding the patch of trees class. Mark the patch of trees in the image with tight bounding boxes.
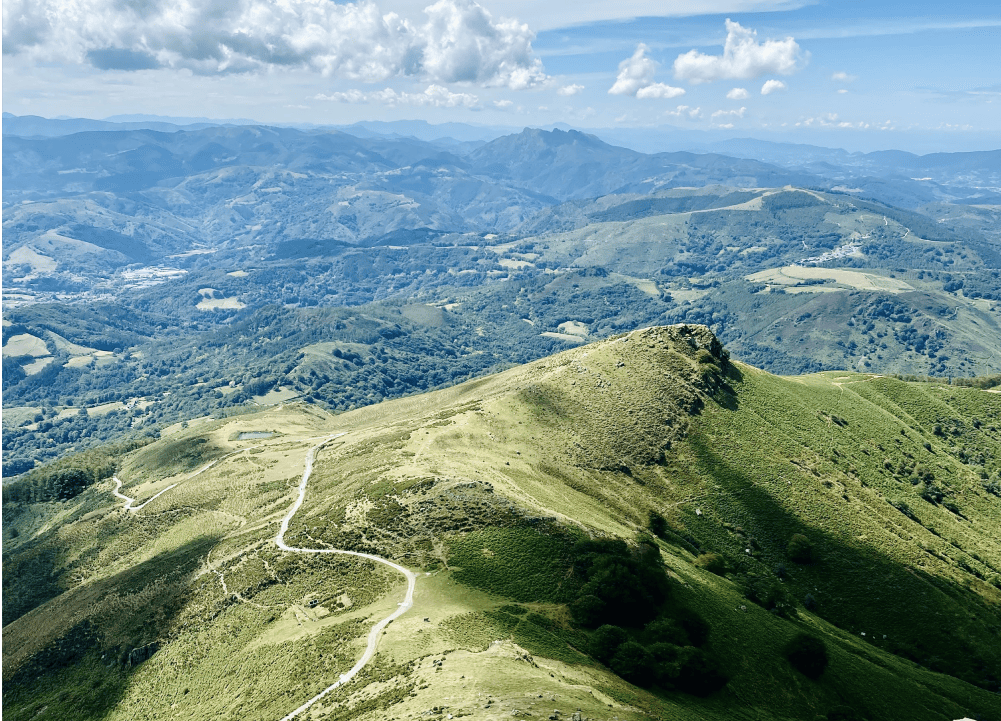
[3,438,153,503]
[567,536,729,696]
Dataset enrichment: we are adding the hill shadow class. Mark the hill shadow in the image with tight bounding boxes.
[3,533,222,721]
[686,434,1001,714]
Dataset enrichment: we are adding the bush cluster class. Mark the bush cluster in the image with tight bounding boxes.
[786,632,829,679]
[568,536,727,696]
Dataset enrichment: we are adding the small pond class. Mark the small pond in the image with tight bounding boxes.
[238,431,274,440]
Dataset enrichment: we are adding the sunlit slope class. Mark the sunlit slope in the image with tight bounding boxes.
[3,324,1000,721]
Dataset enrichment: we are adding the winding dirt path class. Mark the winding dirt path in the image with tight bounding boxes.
[111,433,417,720]
[111,449,259,512]
[274,433,418,721]
[112,477,179,512]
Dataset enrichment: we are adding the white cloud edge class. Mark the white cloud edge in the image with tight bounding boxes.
[608,43,685,98]
[2,0,549,90]
[761,79,787,95]
[673,19,806,84]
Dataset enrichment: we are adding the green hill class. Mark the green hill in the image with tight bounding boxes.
[3,324,1000,721]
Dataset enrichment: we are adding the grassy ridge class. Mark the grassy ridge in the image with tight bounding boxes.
[3,326,1000,721]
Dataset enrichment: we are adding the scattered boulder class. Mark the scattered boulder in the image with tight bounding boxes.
[127,641,159,668]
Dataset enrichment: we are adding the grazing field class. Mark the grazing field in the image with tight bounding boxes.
[746,266,915,293]
[3,324,1000,721]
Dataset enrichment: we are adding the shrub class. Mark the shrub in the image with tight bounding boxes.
[590,625,628,663]
[648,510,668,538]
[570,595,606,627]
[786,633,829,679]
[742,573,794,617]
[787,534,815,564]
[675,648,729,696]
[570,539,671,627]
[676,608,711,647]
[609,641,655,686]
[645,616,688,646]
[803,593,817,611]
[920,484,945,504]
[695,552,726,575]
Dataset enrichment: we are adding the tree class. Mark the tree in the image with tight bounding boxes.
[787,534,815,564]
[590,625,628,663]
[675,648,728,696]
[609,641,656,687]
[786,633,829,679]
[695,552,726,575]
[648,510,668,538]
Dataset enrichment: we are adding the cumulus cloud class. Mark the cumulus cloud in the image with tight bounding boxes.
[664,105,702,119]
[796,113,870,129]
[831,71,856,82]
[493,99,513,108]
[316,84,481,109]
[609,44,685,98]
[1,0,547,89]
[761,79,786,95]
[636,83,686,99]
[726,87,749,100]
[673,20,805,84]
[712,106,746,118]
[557,83,584,96]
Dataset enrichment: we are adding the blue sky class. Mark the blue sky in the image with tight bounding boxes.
[3,0,999,151]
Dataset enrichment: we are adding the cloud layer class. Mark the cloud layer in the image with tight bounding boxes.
[2,0,547,89]
[673,20,804,83]
[609,44,685,98]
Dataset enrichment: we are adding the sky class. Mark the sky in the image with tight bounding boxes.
[3,0,1000,152]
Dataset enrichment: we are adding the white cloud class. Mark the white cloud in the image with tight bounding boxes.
[795,112,874,129]
[663,105,702,119]
[2,0,547,89]
[609,44,657,96]
[557,83,584,96]
[726,87,749,100]
[837,88,848,94]
[761,79,787,95]
[831,71,856,82]
[712,106,746,118]
[316,84,482,108]
[493,99,514,108]
[673,19,805,84]
[716,122,734,129]
[636,83,686,99]
[609,43,685,98]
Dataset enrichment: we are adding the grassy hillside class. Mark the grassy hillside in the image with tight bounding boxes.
[4,325,1000,721]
